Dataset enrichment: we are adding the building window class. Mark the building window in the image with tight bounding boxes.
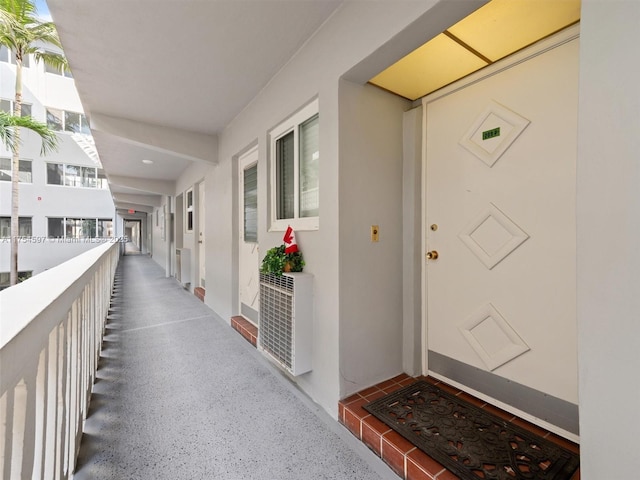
[46,163,105,188]
[46,163,64,185]
[98,219,114,237]
[0,45,29,67]
[0,271,32,290]
[44,51,71,77]
[62,165,99,188]
[20,103,32,117]
[46,108,88,133]
[96,169,108,188]
[48,217,64,238]
[269,99,319,231]
[185,187,194,232]
[0,157,32,183]
[0,217,32,238]
[48,217,113,239]
[64,111,90,134]
[243,163,258,242]
[65,218,96,238]
[1,98,32,117]
[46,108,63,131]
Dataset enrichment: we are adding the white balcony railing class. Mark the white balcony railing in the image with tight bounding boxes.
[0,241,119,479]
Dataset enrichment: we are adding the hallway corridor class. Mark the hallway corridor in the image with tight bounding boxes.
[73,255,396,480]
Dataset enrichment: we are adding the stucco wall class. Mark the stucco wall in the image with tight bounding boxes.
[577,1,640,477]
[338,80,410,397]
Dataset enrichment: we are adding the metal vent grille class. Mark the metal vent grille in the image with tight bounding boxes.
[259,273,294,370]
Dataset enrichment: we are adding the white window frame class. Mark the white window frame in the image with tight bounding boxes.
[45,162,106,189]
[1,98,32,118]
[268,99,319,232]
[46,108,89,134]
[185,187,194,233]
[0,216,32,238]
[0,157,33,183]
[46,216,113,239]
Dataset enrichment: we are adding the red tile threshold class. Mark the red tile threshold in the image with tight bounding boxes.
[338,374,580,480]
[230,315,258,347]
[194,287,205,302]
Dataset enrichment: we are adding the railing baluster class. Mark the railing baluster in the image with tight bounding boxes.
[33,346,48,478]
[0,242,119,479]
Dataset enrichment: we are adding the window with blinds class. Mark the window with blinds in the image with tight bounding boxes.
[276,131,294,220]
[244,164,258,242]
[269,99,319,231]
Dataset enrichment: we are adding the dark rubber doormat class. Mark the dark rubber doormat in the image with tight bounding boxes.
[363,381,579,480]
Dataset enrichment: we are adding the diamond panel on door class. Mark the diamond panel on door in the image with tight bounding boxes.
[458,203,529,270]
[459,303,530,371]
[459,100,530,167]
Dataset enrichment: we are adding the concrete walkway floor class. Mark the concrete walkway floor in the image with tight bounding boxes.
[74,254,397,480]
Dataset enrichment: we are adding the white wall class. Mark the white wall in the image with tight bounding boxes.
[338,80,410,397]
[577,1,640,477]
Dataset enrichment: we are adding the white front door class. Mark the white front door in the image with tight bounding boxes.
[238,147,260,324]
[424,39,579,424]
[198,181,205,288]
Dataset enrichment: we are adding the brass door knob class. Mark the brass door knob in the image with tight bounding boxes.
[426,250,439,260]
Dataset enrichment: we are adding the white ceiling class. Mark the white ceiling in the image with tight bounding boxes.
[47,0,342,210]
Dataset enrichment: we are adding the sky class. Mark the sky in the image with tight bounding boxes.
[34,0,52,21]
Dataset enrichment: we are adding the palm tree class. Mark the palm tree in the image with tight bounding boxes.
[0,111,58,154]
[1,0,67,285]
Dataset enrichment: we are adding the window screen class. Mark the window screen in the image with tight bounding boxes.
[299,114,319,218]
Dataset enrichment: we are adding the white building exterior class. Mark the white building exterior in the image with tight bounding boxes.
[0,44,115,287]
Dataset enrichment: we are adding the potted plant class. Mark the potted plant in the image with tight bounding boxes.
[260,245,305,276]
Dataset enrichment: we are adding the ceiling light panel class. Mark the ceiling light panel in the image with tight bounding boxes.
[369,33,488,101]
[368,0,581,100]
[448,0,581,62]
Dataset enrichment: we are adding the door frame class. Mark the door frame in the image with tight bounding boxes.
[197,180,206,288]
[419,25,580,440]
[238,145,260,324]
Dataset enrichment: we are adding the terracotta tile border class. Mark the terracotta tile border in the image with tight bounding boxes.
[194,287,205,302]
[230,315,258,347]
[338,374,580,480]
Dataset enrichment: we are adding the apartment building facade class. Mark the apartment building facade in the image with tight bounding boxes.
[0,43,115,288]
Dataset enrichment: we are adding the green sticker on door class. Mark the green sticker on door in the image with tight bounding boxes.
[482,127,500,140]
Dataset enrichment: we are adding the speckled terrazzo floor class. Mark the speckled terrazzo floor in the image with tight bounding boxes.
[73,255,397,480]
